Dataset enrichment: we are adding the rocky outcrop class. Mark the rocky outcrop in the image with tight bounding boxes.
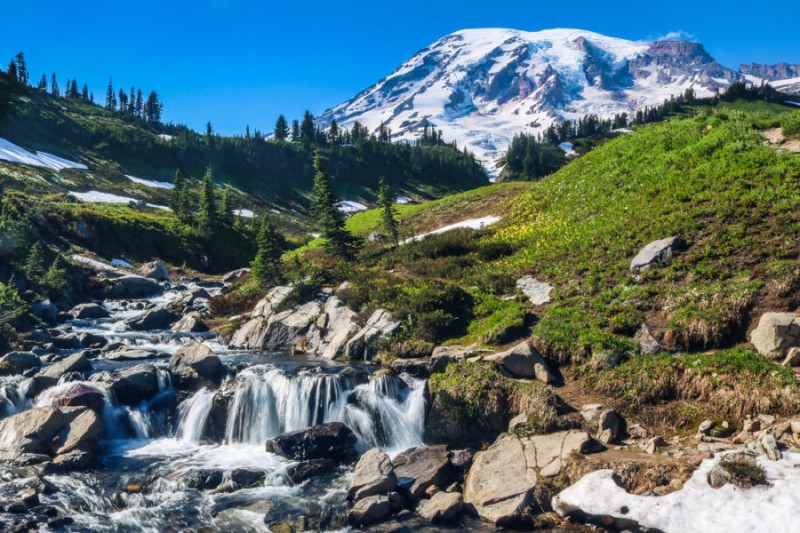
[104,275,161,299]
[0,351,42,375]
[265,422,357,462]
[222,268,250,284]
[348,448,397,501]
[261,301,322,351]
[635,323,664,355]
[516,276,553,305]
[464,431,594,526]
[136,260,169,281]
[345,309,401,361]
[317,297,360,359]
[430,345,477,373]
[111,364,159,405]
[630,236,685,272]
[229,286,294,349]
[750,312,800,358]
[169,341,223,390]
[417,492,463,523]
[171,313,209,333]
[127,308,178,331]
[477,341,554,383]
[70,303,110,320]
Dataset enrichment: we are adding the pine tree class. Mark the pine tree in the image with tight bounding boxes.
[24,242,47,282]
[144,91,162,123]
[82,83,89,101]
[135,89,143,117]
[179,181,194,224]
[118,88,127,110]
[310,151,352,257]
[205,122,215,149]
[128,87,136,114]
[290,120,300,142]
[328,119,339,144]
[198,166,217,234]
[37,74,47,90]
[51,73,59,96]
[273,115,289,141]
[43,257,68,294]
[220,188,234,225]
[170,169,185,213]
[105,78,115,110]
[376,176,399,246]
[300,111,315,145]
[14,53,28,85]
[7,60,17,82]
[250,216,283,287]
[70,80,78,99]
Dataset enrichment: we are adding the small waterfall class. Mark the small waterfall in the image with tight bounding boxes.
[177,388,215,443]
[0,377,29,416]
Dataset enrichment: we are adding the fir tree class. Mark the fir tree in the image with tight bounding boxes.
[14,53,28,85]
[170,169,185,213]
[290,119,300,142]
[105,78,115,110]
[300,111,315,145]
[70,80,78,99]
[250,216,283,287]
[135,89,143,117]
[273,115,289,141]
[37,74,47,90]
[82,83,89,101]
[220,188,234,225]
[128,87,136,114]
[118,88,127,110]
[43,257,68,294]
[51,73,59,96]
[144,91,162,123]
[310,151,352,257]
[24,242,47,282]
[376,176,399,246]
[198,166,217,234]
[7,60,17,82]
[328,119,339,144]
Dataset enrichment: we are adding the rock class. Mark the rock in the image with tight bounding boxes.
[54,384,105,413]
[78,332,107,349]
[171,313,209,333]
[230,468,266,488]
[105,275,161,299]
[169,341,223,390]
[179,287,211,307]
[642,436,665,454]
[262,301,322,351]
[516,276,553,305]
[317,296,359,359]
[698,419,714,435]
[750,312,800,358]
[111,364,159,405]
[136,260,169,281]
[30,353,92,395]
[580,404,605,424]
[390,358,430,378]
[479,341,554,383]
[464,431,593,525]
[782,346,800,367]
[70,303,109,320]
[630,236,685,272]
[127,309,178,331]
[348,448,397,501]
[185,469,224,490]
[103,347,161,361]
[229,286,295,349]
[17,486,40,508]
[285,459,336,484]
[393,446,453,501]
[416,491,463,523]
[627,424,648,439]
[345,309,401,361]
[222,268,250,284]
[32,301,59,324]
[430,345,476,373]
[0,352,41,376]
[759,432,781,461]
[265,422,357,462]
[635,323,664,355]
[348,495,392,526]
[596,410,625,445]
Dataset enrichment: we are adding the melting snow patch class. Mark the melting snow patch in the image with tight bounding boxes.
[787,101,800,107]
[0,137,87,171]
[558,142,577,156]
[401,215,501,244]
[338,200,368,213]
[396,196,411,204]
[125,175,175,189]
[68,190,171,211]
[112,258,133,269]
[235,208,255,218]
[553,452,800,533]
[158,134,174,141]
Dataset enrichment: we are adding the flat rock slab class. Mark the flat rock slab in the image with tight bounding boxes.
[630,236,685,272]
[516,276,553,305]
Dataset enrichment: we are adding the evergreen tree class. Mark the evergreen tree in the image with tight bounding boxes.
[82,83,89,101]
[273,114,289,141]
[135,89,143,117]
[205,122,215,149]
[300,111,315,145]
[310,151,352,257]
[328,119,339,144]
[43,257,68,294]
[24,241,47,282]
[144,91,162,123]
[105,78,115,110]
[51,73,59,96]
[290,119,300,142]
[220,188,234,225]
[70,79,78,99]
[376,177,399,246]
[37,74,47,90]
[128,87,136,114]
[250,216,283,287]
[179,181,194,224]
[170,169,185,213]
[118,88,127,110]
[198,166,217,234]
[7,60,17,82]
[14,53,28,85]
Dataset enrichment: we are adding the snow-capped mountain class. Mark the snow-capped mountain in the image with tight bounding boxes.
[319,28,742,173]
[741,63,800,96]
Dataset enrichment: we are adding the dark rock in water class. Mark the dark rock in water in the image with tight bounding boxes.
[390,358,430,378]
[77,332,107,349]
[169,341,223,391]
[54,384,105,413]
[185,469,224,490]
[103,347,162,361]
[348,494,392,526]
[266,422,358,462]
[286,458,337,484]
[171,313,209,333]
[230,468,266,488]
[110,364,159,405]
[393,445,454,500]
[70,303,110,320]
[127,308,178,331]
[0,352,42,376]
[47,516,74,528]
[104,276,161,299]
[29,353,92,397]
[32,301,59,324]
[52,335,82,350]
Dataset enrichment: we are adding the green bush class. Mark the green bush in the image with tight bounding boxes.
[783,111,800,136]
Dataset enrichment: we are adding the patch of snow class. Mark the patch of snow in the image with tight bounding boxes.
[401,215,501,244]
[68,190,171,211]
[158,134,174,141]
[125,175,175,190]
[337,200,368,213]
[787,101,800,107]
[111,258,133,269]
[558,142,577,156]
[270,209,280,214]
[612,128,634,134]
[554,452,800,533]
[309,232,321,238]
[0,137,87,171]
[235,208,255,218]
[396,196,411,204]
[70,254,124,274]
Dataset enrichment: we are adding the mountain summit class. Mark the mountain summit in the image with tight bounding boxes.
[319,28,741,172]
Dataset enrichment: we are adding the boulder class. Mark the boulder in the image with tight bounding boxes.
[348,448,397,501]
[30,352,92,395]
[391,358,430,378]
[464,431,593,526]
[185,469,224,490]
[230,468,266,488]
[265,422,357,462]
[393,445,454,500]
[349,495,392,526]
[783,346,800,367]
[0,351,42,376]
[54,384,105,413]
[169,341,223,390]
[345,309,401,361]
[127,308,178,331]
[103,347,162,361]
[171,313,209,333]
[78,332,107,349]
[70,303,110,320]
[32,301,59,324]
[105,275,161,299]
[229,286,294,349]
[516,276,553,305]
[417,491,463,523]
[222,268,250,284]
[111,364,159,405]
[261,301,322,351]
[750,312,800,358]
[595,409,625,445]
[136,261,169,281]
[317,297,359,359]
[479,341,554,383]
[286,458,337,484]
[630,236,685,272]
[635,323,664,355]
[179,288,211,307]
[430,345,476,373]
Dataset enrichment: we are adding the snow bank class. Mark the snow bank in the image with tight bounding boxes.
[70,254,124,274]
[158,134,174,141]
[338,200,368,214]
[396,196,411,204]
[0,137,87,171]
[554,452,800,533]
[401,215,501,244]
[125,175,175,189]
[68,190,171,211]
[111,258,133,269]
[559,142,577,156]
[235,208,255,218]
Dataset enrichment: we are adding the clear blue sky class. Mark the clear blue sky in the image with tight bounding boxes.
[3,0,798,134]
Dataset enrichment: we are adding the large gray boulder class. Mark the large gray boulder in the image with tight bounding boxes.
[30,352,92,395]
[103,347,161,361]
[169,341,223,390]
[516,276,553,305]
[635,323,664,355]
[393,445,454,500]
[345,309,401,361]
[630,236,685,272]
[127,308,178,331]
[348,495,393,526]
[265,422,357,462]
[479,341,554,383]
[262,301,322,352]
[347,448,397,501]
[750,312,800,358]
[222,268,250,284]
[0,351,42,376]
[430,345,477,373]
[136,260,169,281]
[317,297,359,359]
[105,275,161,299]
[417,491,463,523]
[464,431,593,526]
[229,286,294,349]
[70,303,110,320]
[111,364,159,405]
[171,313,209,333]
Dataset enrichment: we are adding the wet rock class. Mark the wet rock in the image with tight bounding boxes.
[31,301,59,324]
[185,469,224,490]
[390,358,430,378]
[111,364,159,405]
[229,286,295,349]
[30,353,92,395]
[47,517,74,528]
[171,313,209,333]
[635,323,664,355]
[104,275,161,299]
[231,468,266,488]
[516,276,553,305]
[630,236,685,272]
[169,341,223,390]
[345,309,401,361]
[54,384,105,413]
[0,351,42,376]
[749,312,800,358]
[136,260,169,281]
[70,303,110,320]
[596,409,625,445]
[286,459,336,484]
[127,308,178,331]
[347,448,397,501]
[430,345,476,373]
[348,495,392,526]
[393,445,453,501]
[222,268,250,284]
[17,487,40,508]
[416,491,463,523]
[103,347,162,361]
[78,332,107,349]
[479,341,554,383]
[179,287,211,307]
[266,422,357,462]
